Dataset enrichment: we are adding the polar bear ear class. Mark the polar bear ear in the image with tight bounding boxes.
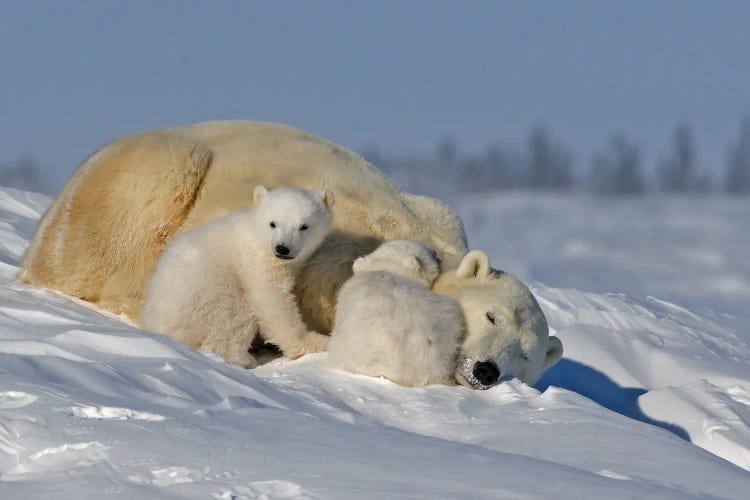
[320,189,335,209]
[543,336,564,370]
[253,185,269,206]
[404,255,422,273]
[456,250,491,280]
[351,256,366,274]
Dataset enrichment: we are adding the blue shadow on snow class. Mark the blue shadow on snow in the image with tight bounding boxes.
[535,359,690,442]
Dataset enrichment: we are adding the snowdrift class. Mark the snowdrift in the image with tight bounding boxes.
[1,188,748,499]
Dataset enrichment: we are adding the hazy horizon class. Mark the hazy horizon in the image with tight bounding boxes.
[2,1,749,192]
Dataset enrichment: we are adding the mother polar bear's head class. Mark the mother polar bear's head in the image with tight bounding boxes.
[433,250,563,390]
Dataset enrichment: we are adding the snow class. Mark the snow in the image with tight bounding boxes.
[0,187,749,498]
[454,192,750,316]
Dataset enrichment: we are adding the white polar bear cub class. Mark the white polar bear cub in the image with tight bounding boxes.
[143,185,334,368]
[328,239,465,387]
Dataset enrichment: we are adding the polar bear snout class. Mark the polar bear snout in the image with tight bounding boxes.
[456,358,501,390]
[472,361,500,386]
[275,244,293,259]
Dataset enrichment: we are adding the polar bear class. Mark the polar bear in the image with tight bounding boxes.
[142,186,334,367]
[436,251,563,388]
[18,121,563,383]
[329,242,562,389]
[19,122,468,327]
[328,240,465,387]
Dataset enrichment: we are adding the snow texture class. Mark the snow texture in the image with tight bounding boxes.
[0,187,748,498]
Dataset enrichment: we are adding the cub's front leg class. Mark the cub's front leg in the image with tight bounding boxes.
[201,331,259,369]
[242,265,329,360]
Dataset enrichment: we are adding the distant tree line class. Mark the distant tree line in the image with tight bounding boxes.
[362,117,750,196]
[2,117,749,197]
[0,154,55,194]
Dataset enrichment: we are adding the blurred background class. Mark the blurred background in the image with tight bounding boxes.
[1,1,748,314]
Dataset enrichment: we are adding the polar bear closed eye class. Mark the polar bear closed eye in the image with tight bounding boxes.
[328,239,465,387]
[142,186,334,367]
[20,121,560,386]
[330,245,562,390]
[434,250,563,389]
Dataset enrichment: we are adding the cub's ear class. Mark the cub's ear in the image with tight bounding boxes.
[320,189,335,209]
[456,250,491,279]
[254,185,269,206]
[351,256,367,274]
[404,255,422,273]
[543,336,563,370]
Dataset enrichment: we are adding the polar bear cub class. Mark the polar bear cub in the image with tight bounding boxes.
[328,239,465,387]
[143,185,334,368]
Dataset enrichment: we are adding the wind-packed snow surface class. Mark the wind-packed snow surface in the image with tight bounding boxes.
[1,188,748,499]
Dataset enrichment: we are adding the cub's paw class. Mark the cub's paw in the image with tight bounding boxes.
[228,351,259,369]
[285,332,330,359]
[304,331,330,353]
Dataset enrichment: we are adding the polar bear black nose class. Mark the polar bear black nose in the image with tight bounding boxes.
[473,361,500,386]
[275,244,290,256]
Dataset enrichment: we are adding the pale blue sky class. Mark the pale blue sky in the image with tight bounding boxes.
[1,1,749,190]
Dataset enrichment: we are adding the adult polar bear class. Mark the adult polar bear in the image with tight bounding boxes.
[19,120,562,382]
[20,121,466,326]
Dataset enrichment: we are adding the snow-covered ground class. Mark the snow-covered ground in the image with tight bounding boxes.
[454,192,750,317]
[1,188,749,498]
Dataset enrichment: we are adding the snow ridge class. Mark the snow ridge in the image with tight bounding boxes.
[0,188,748,498]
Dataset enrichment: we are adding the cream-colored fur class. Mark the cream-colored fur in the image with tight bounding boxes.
[142,186,333,366]
[20,121,468,328]
[401,192,467,251]
[434,251,563,388]
[330,242,562,388]
[19,120,561,377]
[19,132,212,320]
[329,240,465,387]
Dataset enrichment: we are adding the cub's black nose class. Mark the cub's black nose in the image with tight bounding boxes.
[275,244,290,256]
[473,361,500,386]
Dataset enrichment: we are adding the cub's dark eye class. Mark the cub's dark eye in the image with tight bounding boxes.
[300,224,308,231]
[522,354,530,362]
[270,222,276,228]
[486,312,495,324]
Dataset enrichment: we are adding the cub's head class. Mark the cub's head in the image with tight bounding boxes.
[253,186,335,263]
[434,250,563,390]
[352,239,441,288]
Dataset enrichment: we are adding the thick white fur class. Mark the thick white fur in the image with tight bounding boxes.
[20,121,468,326]
[19,121,562,382]
[329,240,465,387]
[434,251,563,388]
[142,187,333,367]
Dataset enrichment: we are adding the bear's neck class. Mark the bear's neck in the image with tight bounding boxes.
[432,272,462,298]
